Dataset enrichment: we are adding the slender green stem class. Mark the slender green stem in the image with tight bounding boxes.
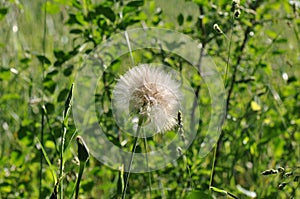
[209,13,236,193]
[75,162,85,199]
[39,108,45,199]
[59,126,67,199]
[224,15,234,86]
[39,1,48,198]
[209,143,218,190]
[143,137,152,198]
[122,125,141,199]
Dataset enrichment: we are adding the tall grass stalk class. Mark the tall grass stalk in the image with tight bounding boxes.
[209,12,235,194]
[59,83,74,199]
[39,1,48,198]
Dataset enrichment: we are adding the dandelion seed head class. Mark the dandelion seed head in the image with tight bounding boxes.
[113,64,182,133]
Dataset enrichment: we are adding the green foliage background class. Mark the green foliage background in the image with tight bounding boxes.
[0,0,299,198]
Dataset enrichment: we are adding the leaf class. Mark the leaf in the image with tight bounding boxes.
[185,190,212,199]
[45,140,56,149]
[210,187,238,199]
[35,137,57,183]
[43,78,56,93]
[0,93,20,101]
[0,182,12,193]
[46,69,59,77]
[37,55,51,65]
[0,8,8,20]
[177,13,184,26]
[70,29,83,34]
[251,101,261,111]
[64,83,74,121]
[44,1,60,14]
[0,68,10,81]
[287,76,297,84]
[57,88,70,102]
[45,102,55,115]
[126,0,144,7]
[63,65,74,76]
[76,136,90,162]
[210,186,227,195]
[54,50,66,60]
[95,5,115,22]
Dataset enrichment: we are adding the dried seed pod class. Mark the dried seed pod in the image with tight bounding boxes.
[283,171,293,178]
[213,24,223,34]
[278,182,288,190]
[261,169,278,175]
[177,111,185,142]
[231,0,240,12]
[234,9,241,18]
[231,1,237,11]
[277,167,285,173]
[177,147,183,156]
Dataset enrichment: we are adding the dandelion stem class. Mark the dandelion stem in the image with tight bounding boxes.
[122,124,141,199]
[143,136,152,198]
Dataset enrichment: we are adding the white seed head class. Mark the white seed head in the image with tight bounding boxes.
[113,64,182,133]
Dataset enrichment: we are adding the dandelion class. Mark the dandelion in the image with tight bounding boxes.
[113,64,182,133]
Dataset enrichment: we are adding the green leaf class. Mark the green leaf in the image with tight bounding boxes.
[35,137,57,183]
[57,88,70,102]
[45,102,55,115]
[185,190,212,199]
[37,55,51,65]
[54,50,66,60]
[45,140,56,149]
[64,83,74,121]
[44,1,60,14]
[177,13,184,26]
[0,8,8,20]
[0,182,12,193]
[47,69,59,77]
[0,93,20,101]
[70,29,83,34]
[63,65,74,76]
[210,186,228,195]
[126,0,144,7]
[0,68,10,80]
[95,5,115,22]
[43,78,56,93]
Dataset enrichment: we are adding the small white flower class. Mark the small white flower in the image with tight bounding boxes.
[113,64,182,133]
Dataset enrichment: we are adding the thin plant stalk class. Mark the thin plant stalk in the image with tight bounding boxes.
[59,84,74,199]
[122,124,141,199]
[59,126,67,199]
[143,136,152,198]
[70,136,89,199]
[39,1,48,198]
[74,162,85,199]
[209,144,218,191]
[209,11,236,192]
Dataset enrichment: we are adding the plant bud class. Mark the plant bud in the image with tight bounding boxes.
[213,24,223,34]
[76,136,90,162]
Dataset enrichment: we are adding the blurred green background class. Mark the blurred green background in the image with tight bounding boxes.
[0,0,299,198]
